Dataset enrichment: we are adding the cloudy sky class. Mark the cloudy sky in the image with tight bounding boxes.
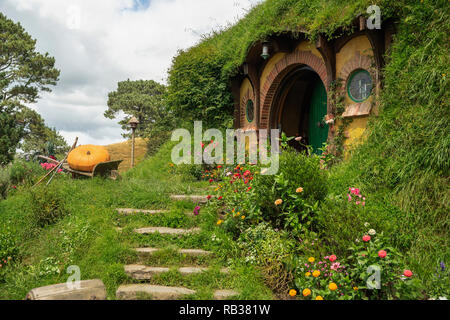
[0,0,261,145]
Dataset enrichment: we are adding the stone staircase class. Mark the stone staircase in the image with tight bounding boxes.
[114,194,239,300]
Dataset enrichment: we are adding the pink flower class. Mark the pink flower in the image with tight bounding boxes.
[331,262,341,271]
[378,250,387,258]
[329,255,337,262]
[362,235,371,242]
[403,270,413,277]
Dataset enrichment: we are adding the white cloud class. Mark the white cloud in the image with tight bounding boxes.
[1,0,262,146]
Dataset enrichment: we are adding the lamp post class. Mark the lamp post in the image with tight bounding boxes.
[261,41,271,60]
[128,116,139,168]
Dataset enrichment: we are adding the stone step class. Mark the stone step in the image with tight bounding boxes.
[117,208,195,216]
[170,195,209,204]
[213,290,240,300]
[135,248,212,256]
[134,227,201,235]
[26,279,107,300]
[125,265,230,280]
[116,284,195,300]
[117,208,168,215]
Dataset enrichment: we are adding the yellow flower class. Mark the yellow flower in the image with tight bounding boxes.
[315,296,324,300]
[216,220,224,226]
[296,187,304,193]
[353,286,358,291]
[241,215,245,220]
[329,283,338,291]
[302,288,311,297]
[275,199,283,206]
[289,289,297,297]
[236,212,241,216]
[305,272,311,277]
[313,270,321,278]
[308,257,315,263]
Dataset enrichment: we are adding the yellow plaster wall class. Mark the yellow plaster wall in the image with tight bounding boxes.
[259,52,286,92]
[295,41,323,59]
[335,35,374,153]
[336,35,374,105]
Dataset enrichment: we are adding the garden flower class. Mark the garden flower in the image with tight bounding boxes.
[403,270,413,277]
[440,262,446,271]
[217,220,224,226]
[330,262,341,271]
[241,216,245,220]
[362,235,371,242]
[305,272,311,277]
[308,257,315,263]
[329,283,338,291]
[218,196,223,200]
[313,270,321,277]
[296,187,304,193]
[353,287,358,291]
[289,289,297,297]
[315,296,324,300]
[329,255,337,262]
[207,195,212,200]
[378,250,387,258]
[368,229,376,236]
[275,199,283,206]
[302,288,311,297]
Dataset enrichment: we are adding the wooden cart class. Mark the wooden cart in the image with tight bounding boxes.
[38,156,122,180]
[62,160,123,180]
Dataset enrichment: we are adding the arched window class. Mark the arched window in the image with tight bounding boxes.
[246,99,254,123]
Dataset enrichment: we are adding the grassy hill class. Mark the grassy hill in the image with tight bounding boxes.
[104,138,148,173]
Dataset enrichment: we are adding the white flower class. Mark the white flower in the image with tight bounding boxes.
[364,222,370,227]
[439,296,448,300]
[355,239,360,243]
[368,229,376,236]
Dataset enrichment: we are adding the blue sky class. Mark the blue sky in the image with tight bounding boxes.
[0,0,262,146]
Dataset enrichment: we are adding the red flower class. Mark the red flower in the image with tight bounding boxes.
[218,196,223,200]
[243,170,251,177]
[217,165,222,169]
[247,187,252,192]
[378,250,387,258]
[207,195,212,200]
[403,270,413,277]
[209,179,213,183]
[12,186,17,189]
[329,255,337,262]
[362,235,371,242]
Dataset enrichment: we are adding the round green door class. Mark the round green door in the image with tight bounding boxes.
[308,80,328,154]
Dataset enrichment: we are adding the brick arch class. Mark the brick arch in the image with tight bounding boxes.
[259,51,328,129]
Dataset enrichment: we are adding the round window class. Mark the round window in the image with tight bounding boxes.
[347,69,373,102]
[246,99,254,123]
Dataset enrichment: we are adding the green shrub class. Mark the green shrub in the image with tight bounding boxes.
[29,186,69,227]
[0,169,10,199]
[253,148,327,227]
[237,223,295,294]
[8,159,40,186]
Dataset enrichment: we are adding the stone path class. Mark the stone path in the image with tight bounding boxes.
[115,194,239,300]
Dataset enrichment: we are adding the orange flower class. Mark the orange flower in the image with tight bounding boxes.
[216,220,224,226]
[275,199,283,206]
[302,288,311,297]
[329,283,338,291]
[313,270,321,278]
[315,296,324,300]
[289,289,297,297]
[296,187,304,193]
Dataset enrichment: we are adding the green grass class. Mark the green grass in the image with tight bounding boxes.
[0,142,273,300]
